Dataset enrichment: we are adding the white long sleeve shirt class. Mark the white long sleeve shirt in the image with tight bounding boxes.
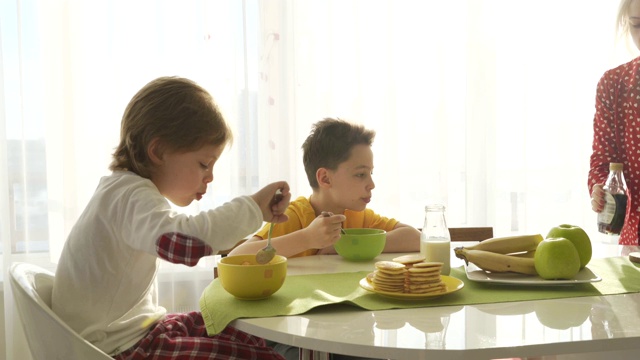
[51,171,263,354]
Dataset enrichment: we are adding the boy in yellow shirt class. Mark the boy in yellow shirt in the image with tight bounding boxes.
[231,117,420,258]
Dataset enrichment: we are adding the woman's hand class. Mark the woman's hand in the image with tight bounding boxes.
[591,184,604,213]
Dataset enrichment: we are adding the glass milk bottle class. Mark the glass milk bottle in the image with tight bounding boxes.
[420,204,451,275]
[597,162,628,235]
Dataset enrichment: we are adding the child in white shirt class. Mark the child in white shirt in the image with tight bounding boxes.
[51,76,291,360]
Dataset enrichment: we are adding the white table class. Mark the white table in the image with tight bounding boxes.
[231,243,640,359]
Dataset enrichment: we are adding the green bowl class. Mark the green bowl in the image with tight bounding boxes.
[334,228,386,261]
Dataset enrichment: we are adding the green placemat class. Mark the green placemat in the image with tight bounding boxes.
[200,256,640,335]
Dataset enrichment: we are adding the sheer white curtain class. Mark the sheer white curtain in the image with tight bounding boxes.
[262,0,633,233]
[1,1,268,357]
[0,0,633,358]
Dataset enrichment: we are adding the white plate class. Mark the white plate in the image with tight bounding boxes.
[464,263,602,285]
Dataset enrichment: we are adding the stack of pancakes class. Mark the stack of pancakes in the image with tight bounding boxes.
[367,254,447,294]
[367,261,407,293]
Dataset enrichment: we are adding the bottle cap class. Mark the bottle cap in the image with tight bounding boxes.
[610,163,624,171]
[425,204,446,211]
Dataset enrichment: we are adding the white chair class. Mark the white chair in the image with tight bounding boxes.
[9,262,112,360]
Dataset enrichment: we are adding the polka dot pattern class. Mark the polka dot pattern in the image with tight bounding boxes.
[589,57,640,245]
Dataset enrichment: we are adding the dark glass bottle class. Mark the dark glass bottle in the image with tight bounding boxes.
[597,163,628,235]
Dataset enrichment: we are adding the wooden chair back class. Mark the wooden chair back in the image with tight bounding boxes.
[214,239,248,278]
[448,227,494,242]
[218,239,247,257]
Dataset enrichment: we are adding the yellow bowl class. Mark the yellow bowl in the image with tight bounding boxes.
[217,254,287,300]
[334,228,386,261]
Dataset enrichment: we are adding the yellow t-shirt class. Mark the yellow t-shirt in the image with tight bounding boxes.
[254,196,399,257]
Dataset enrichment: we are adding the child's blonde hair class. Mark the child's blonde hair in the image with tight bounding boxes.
[110,76,232,178]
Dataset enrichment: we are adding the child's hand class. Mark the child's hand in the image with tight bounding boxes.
[250,181,291,223]
[304,212,346,249]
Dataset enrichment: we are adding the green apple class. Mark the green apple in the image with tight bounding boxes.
[534,237,581,280]
[546,224,592,268]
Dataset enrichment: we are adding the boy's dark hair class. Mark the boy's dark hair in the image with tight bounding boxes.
[302,118,375,189]
[109,76,232,178]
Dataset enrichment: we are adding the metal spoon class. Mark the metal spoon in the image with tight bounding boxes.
[255,189,283,264]
[255,222,276,264]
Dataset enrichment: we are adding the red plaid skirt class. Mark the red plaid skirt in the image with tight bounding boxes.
[114,312,285,360]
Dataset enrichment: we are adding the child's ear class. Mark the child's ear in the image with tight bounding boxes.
[147,138,164,165]
[316,168,332,188]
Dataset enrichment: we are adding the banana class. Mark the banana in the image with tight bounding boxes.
[508,250,536,258]
[454,247,538,275]
[462,234,543,254]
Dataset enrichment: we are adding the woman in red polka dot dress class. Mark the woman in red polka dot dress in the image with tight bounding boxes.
[589,0,640,245]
